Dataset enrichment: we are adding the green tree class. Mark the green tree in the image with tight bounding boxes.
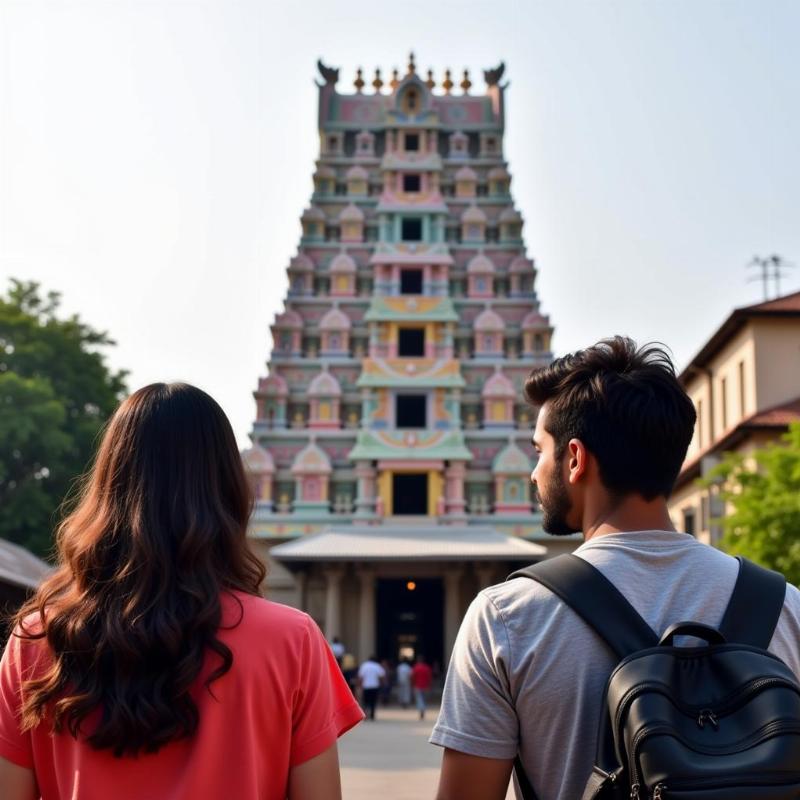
[0,280,127,556]
[703,423,800,584]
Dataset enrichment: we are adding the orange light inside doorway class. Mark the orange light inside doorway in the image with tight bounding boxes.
[406,581,417,591]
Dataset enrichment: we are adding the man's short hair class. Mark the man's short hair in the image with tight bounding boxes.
[524,336,696,500]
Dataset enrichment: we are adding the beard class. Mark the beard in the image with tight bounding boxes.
[537,466,578,537]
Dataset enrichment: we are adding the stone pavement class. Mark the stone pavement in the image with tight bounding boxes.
[339,706,515,800]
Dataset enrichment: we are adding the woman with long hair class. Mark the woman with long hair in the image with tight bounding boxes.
[0,383,362,799]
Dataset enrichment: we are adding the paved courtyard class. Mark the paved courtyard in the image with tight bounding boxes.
[339,706,515,800]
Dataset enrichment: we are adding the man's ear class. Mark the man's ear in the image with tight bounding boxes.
[566,438,589,485]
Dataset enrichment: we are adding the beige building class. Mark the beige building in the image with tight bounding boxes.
[669,291,800,544]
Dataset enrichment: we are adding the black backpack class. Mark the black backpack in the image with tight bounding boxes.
[508,554,800,799]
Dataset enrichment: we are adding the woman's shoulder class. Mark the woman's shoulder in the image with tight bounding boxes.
[221,591,315,643]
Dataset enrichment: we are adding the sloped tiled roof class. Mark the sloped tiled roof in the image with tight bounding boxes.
[0,539,52,590]
[680,290,800,381]
[270,526,546,562]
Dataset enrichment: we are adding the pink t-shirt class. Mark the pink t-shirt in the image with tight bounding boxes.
[0,592,363,800]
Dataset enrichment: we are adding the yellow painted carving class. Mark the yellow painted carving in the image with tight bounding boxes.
[378,471,392,516]
[428,470,443,516]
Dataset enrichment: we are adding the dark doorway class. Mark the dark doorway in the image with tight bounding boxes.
[400,268,423,294]
[392,473,427,514]
[398,328,425,356]
[376,577,443,667]
[401,218,423,241]
[396,395,426,428]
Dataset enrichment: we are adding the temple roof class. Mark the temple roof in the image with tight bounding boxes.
[0,537,52,590]
[346,165,369,180]
[482,369,516,397]
[488,166,510,180]
[455,165,477,182]
[461,204,487,224]
[348,429,473,460]
[365,296,459,323]
[509,255,534,274]
[242,444,275,475]
[474,307,505,331]
[499,206,523,223]
[302,207,326,221]
[356,357,466,388]
[274,309,303,329]
[291,441,332,474]
[493,440,534,474]
[338,203,365,222]
[521,310,551,330]
[308,369,342,397]
[319,307,351,330]
[270,525,546,563]
[256,372,289,396]
[467,252,495,274]
[289,253,314,272]
[329,252,357,272]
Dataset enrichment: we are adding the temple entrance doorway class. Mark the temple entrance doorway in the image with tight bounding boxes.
[376,577,443,669]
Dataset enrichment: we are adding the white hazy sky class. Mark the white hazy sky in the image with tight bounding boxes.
[1,0,798,446]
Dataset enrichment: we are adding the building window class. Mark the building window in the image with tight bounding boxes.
[700,495,709,530]
[392,474,427,515]
[401,217,423,241]
[404,133,420,152]
[683,508,696,537]
[398,328,425,357]
[720,377,728,431]
[400,269,423,294]
[403,173,421,193]
[738,360,746,418]
[396,395,427,428]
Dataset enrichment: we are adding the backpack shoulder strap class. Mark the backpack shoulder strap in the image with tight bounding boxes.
[508,554,658,660]
[718,556,786,649]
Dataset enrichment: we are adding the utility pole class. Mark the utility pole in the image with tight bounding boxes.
[747,254,795,300]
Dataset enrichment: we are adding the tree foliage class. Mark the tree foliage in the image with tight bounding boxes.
[0,280,127,556]
[703,423,800,585]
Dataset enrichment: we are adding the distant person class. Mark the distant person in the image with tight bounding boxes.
[396,659,413,708]
[340,653,358,695]
[0,383,363,800]
[411,655,433,720]
[379,658,394,705]
[357,655,385,721]
[330,636,345,665]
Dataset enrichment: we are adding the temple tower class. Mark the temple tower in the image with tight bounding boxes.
[245,55,564,667]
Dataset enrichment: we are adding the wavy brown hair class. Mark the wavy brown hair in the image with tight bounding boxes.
[16,382,266,756]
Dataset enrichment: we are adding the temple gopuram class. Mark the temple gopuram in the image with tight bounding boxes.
[244,55,569,669]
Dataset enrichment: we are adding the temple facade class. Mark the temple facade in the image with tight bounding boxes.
[244,55,569,669]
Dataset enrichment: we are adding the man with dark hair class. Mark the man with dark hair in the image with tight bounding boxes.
[430,337,800,800]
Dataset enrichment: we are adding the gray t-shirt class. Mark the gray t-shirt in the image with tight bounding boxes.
[430,531,800,800]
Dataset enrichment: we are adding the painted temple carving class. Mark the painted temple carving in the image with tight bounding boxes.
[244,53,555,552]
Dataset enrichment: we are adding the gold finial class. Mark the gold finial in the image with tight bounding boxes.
[442,68,454,95]
[372,68,383,93]
[354,67,365,93]
[460,69,472,94]
[408,51,416,75]
[425,68,435,90]
[390,68,400,90]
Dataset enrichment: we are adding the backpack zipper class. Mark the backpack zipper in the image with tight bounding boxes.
[626,719,800,797]
[614,676,800,765]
